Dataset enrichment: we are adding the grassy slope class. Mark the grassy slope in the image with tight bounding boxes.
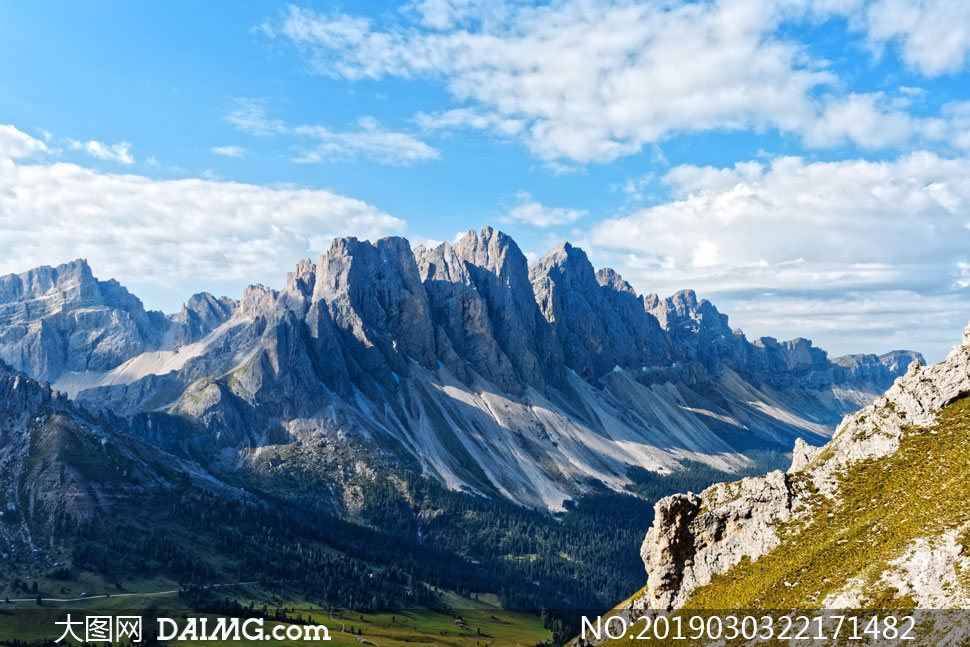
[684,396,970,610]
[595,397,970,645]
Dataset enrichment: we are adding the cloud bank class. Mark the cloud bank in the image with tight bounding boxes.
[502,191,587,227]
[584,151,970,359]
[265,0,970,164]
[70,139,135,164]
[0,125,405,308]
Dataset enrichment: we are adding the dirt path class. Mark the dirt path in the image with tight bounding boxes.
[329,609,383,646]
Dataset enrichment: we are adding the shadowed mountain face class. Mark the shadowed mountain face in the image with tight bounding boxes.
[0,228,921,510]
[0,361,231,568]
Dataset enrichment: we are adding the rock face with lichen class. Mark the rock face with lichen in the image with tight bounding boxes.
[632,320,970,613]
[639,470,797,610]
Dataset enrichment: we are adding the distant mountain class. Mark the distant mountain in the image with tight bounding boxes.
[0,360,229,567]
[0,227,921,510]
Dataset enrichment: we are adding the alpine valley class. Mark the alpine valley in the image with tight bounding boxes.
[0,227,921,642]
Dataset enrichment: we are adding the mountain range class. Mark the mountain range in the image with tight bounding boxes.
[1,229,921,509]
[0,227,920,512]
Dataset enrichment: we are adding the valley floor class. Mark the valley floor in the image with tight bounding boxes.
[0,584,551,647]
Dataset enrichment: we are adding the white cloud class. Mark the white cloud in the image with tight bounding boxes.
[226,98,284,136]
[793,0,970,76]
[269,1,837,162]
[501,191,587,227]
[70,139,135,164]
[0,124,406,303]
[405,0,522,30]
[862,0,970,76]
[292,116,440,165]
[943,101,970,152]
[415,108,525,136]
[0,124,48,159]
[210,145,248,158]
[227,99,438,165]
[804,92,946,149]
[591,152,970,281]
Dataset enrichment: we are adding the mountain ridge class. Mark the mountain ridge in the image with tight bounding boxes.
[0,227,923,511]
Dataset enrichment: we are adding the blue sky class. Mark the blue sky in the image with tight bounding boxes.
[3,1,970,361]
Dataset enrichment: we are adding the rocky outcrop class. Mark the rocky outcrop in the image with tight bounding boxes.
[172,292,238,345]
[453,227,563,392]
[0,259,245,387]
[530,242,668,380]
[646,289,742,375]
[415,241,520,392]
[634,321,970,611]
[644,289,918,393]
[316,236,438,392]
[638,470,797,610]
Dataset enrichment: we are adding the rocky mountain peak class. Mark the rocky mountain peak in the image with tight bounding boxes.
[454,226,531,282]
[0,259,168,381]
[315,235,437,377]
[414,241,472,286]
[414,240,525,392]
[452,227,560,390]
[13,257,94,293]
[239,284,278,317]
[878,349,924,374]
[283,258,316,299]
[530,241,598,287]
[173,292,237,344]
[756,336,829,369]
[670,287,699,309]
[595,267,637,295]
[0,364,66,419]
[655,289,726,328]
[1,258,101,319]
[0,230,928,514]
[529,240,667,379]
